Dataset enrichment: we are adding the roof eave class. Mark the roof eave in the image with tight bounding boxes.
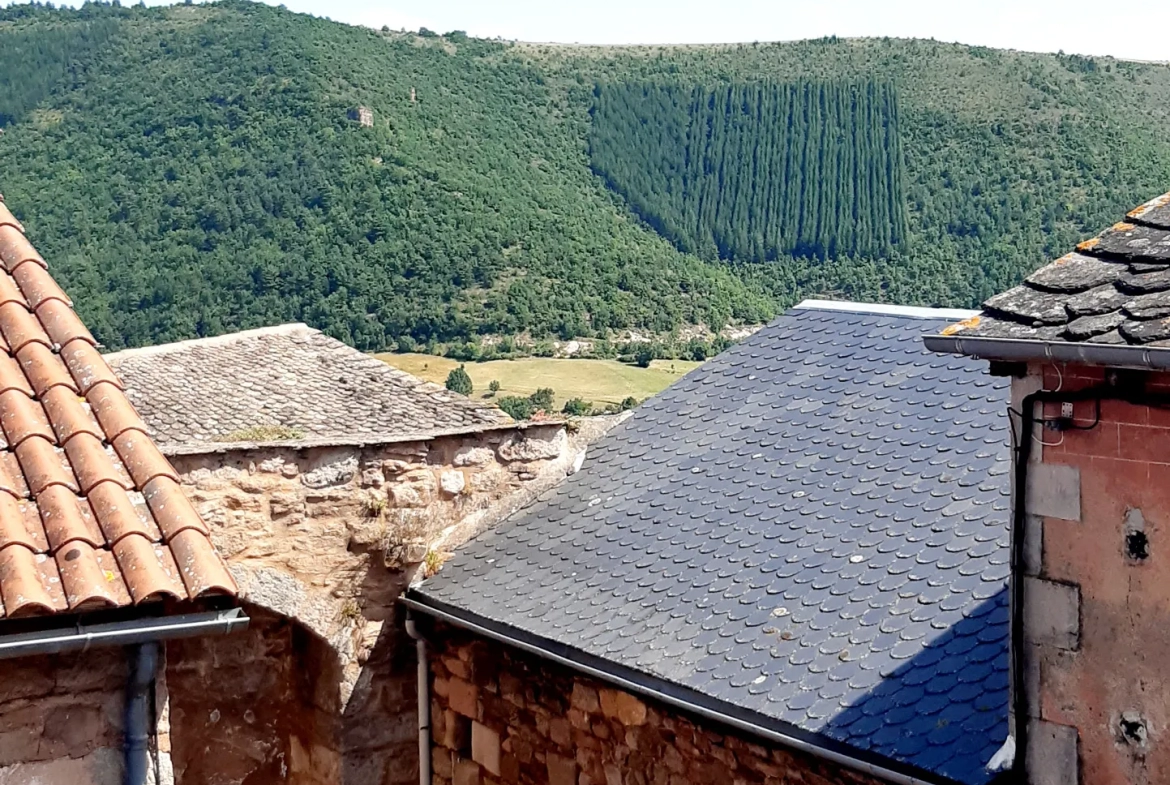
[404,593,972,785]
[925,334,1170,371]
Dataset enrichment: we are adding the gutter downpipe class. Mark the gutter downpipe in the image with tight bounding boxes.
[0,609,248,785]
[405,612,431,785]
[124,641,159,785]
[402,598,939,785]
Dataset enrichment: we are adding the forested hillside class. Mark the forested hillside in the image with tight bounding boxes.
[591,80,907,262]
[1,3,1170,350]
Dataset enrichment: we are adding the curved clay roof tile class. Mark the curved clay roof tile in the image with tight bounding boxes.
[63,433,134,494]
[168,528,237,598]
[60,340,123,394]
[12,263,70,310]
[40,387,104,446]
[16,342,78,396]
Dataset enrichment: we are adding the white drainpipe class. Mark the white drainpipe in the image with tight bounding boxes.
[404,612,431,785]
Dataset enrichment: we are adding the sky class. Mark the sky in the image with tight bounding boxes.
[217,0,1169,61]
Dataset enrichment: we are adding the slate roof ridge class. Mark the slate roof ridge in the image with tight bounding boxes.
[795,298,981,321]
[102,323,315,360]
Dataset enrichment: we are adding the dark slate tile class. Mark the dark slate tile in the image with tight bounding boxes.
[1118,267,1170,295]
[1025,252,1127,293]
[1120,319,1170,345]
[1064,283,1131,317]
[412,305,1009,785]
[1122,292,1170,320]
[1093,222,1170,261]
[1064,311,1127,341]
[1130,195,1170,230]
[964,317,1065,340]
[983,285,1070,325]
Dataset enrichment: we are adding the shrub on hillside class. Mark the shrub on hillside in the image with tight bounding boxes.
[445,365,473,396]
[561,398,591,416]
[497,395,533,420]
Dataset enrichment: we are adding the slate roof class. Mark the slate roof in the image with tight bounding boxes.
[408,301,1012,785]
[104,324,514,454]
[931,191,1170,352]
[0,198,235,620]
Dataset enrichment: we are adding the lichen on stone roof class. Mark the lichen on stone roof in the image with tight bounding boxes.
[104,324,513,452]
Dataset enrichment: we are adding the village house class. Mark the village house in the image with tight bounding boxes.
[0,196,246,785]
[102,323,615,784]
[406,299,1013,785]
[928,190,1170,785]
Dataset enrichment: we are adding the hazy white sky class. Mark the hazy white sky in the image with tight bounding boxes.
[242,0,1168,61]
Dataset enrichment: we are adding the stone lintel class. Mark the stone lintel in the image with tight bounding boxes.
[1023,577,1080,650]
[1026,463,1081,522]
[1027,719,1079,785]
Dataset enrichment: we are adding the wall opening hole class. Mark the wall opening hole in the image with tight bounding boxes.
[1120,715,1148,746]
[1127,530,1150,561]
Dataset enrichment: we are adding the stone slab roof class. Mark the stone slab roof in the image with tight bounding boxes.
[930,191,1170,360]
[104,324,514,454]
[409,301,1011,785]
[0,199,235,620]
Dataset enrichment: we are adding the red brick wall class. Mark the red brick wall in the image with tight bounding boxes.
[427,625,883,785]
[1022,363,1170,784]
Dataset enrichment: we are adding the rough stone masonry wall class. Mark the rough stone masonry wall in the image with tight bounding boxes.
[0,647,127,785]
[161,421,607,785]
[427,626,884,785]
[1018,363,1170,785]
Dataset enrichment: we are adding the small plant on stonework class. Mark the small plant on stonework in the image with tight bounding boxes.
[220,424,305,443]
[445,364,473,396]
[423,548,449,577]
[338,599,362,622]
[363,492,388,518]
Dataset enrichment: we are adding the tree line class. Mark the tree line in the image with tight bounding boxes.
[589,80,907,264]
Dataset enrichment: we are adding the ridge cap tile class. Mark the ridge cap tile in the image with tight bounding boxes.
[0,201,236,621]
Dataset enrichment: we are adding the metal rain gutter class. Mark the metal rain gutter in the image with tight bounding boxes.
[0,608,249,660]
[402,598,949,785]
[925,334,1170,371]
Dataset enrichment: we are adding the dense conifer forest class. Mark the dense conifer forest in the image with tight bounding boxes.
[590,81,907,263]
[1,1,1170,350]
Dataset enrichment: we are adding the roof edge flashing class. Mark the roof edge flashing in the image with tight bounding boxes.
[924,334,1170,371]
[404,596,958,785]
[795,299,980,320]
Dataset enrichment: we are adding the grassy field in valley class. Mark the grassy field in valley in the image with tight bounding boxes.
[376,354,703,408]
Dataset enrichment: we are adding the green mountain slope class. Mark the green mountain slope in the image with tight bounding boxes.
[2,3,1170,350]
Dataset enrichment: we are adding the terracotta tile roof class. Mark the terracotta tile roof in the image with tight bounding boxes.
[0,198,235,620]
[104,324,515,454]
[932,190,1170,348]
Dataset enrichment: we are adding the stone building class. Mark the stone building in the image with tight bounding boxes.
[105,323,612,784]
[0,197,246,785]
[928,189,1170,785]
[407,300,1014,785]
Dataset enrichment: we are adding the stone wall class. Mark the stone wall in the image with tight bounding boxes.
[426,625,884,785]
[0,648,126,785]
[163,419,614,785]
[1018,364,1170,785]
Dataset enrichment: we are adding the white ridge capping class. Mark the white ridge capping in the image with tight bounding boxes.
[794,299,980,320]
